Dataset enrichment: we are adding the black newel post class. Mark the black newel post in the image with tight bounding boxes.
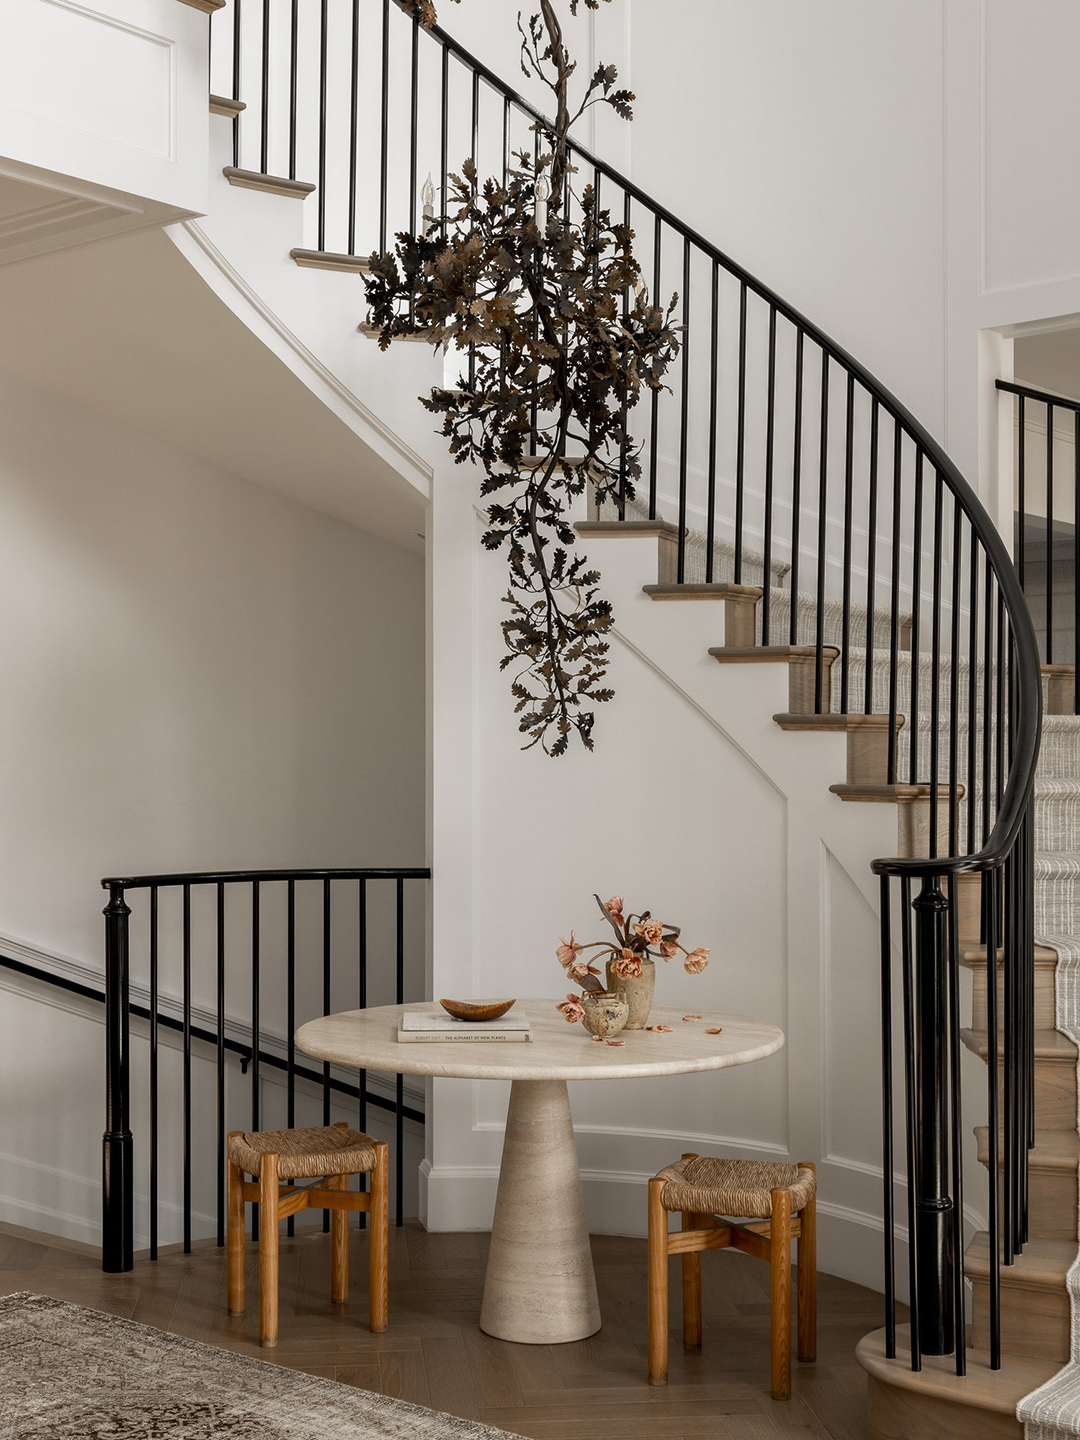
[913,875,954,1354]
[102,882,133,1273]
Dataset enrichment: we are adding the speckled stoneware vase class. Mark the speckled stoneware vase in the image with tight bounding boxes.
[605,956,655,1030]
[581,992,629,1039]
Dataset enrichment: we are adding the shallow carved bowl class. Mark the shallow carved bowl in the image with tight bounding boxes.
[439,998,517,1022]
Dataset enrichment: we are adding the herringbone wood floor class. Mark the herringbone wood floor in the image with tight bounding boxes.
[0,1218,883,1438]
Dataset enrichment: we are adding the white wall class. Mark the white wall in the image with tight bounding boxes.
[0,362,427,1244]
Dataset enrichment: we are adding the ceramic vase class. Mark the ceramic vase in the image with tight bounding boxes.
[605,956,656,1030]
[580,992,629,1039]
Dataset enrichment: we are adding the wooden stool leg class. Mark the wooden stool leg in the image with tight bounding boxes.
[226,1132,245,1316]
[330,1173,349,1304]
[647,1177,669,1385]
[259,1153,280,1348]
[681,1213,703,1349]
[797,1163,817,1364]
[369,1141,389,1335]
[679,1155,702,1350]
[770,1186,792,1401]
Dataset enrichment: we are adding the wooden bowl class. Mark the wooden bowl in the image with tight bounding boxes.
[439,998,517,1022]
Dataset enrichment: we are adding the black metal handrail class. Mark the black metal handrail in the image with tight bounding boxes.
[100,865,429,1273]
[203,1,1042,1374]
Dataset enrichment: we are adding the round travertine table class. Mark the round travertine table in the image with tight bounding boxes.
[296,998,784,1345]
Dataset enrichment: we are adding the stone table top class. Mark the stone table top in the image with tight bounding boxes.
[296,999,785,1082]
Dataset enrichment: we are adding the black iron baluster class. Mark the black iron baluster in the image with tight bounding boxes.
[908,450,924,787]
[232,0,242,168]
[1017,395,1026,591]
[887,424,903,784]
[839,371,855,712]
[705,259,718,579]
[677,238,691,584]
[967,542,980,855]
[899,876,921,1370]
[150,887,159,1261]
[358,877,368,1229]
[948,502,962,858]
[762,306,777,644]
[396,877,405,1227]
[318,0,328,251]
[879,876,896,1360]
[789,330,804,645]
[946,880,966,1374]
[216,882,225,1248]
[183,883,192,1254]
[985,868,1002,1368]
[1004,841,1016,1267]
[379,0,390,253]
[289,0,298,180]
[983,567,995,845]
[103,883,133,1273]
[348,0,360,252]
[1046,401,1055,665]
[734,280,748,583]
[864,398,880,716]
[814,352,830,714]
[286,878,295,1237]
[440,44,449,214]
[260,0,270,174]
[648,215,662,520]
[929,474,944,859]
[1075,412,1080,712]
[323,878,332,1230]
[409,15,420,237]
[251,881,260,1136]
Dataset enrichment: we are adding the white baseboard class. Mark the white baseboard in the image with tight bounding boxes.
[420,1160,896,1297]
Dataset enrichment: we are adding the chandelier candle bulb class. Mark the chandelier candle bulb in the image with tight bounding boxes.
[534,171,551,237]
[421,173,435,234]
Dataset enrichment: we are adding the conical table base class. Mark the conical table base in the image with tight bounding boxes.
[479,1079,601,1344]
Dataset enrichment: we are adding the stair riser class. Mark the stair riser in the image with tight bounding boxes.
[970,1277,1070,1362]
[867,1377,1021,1440]
[970,969,1056,1032]
[1035,874,1080,937]
[975,1160,1078,1242]
[981,1059,1077,1132]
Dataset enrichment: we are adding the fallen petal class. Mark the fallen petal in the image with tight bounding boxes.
[592,1035,605,1042]
[605,1039,627,1047]
[654,1024,674,1033]
[706,1027,724,1035]
[682,1014,703,1022]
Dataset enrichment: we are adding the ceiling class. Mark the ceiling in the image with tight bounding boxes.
[1015,327,1080,405]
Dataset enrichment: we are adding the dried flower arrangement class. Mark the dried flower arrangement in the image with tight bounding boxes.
[555,894,709,1023]
[369,0,680,757]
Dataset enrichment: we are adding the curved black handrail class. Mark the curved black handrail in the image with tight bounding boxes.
[392,0,1042,881]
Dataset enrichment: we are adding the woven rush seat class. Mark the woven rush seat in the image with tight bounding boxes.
[228,1125,377,1181]
[656,1155,816,1218]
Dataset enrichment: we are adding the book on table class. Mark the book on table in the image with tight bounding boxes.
[397,1010,532,1043]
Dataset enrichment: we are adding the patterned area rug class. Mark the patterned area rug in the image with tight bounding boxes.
[0,1292,517,1439]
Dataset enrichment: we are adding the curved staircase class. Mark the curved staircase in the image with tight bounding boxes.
[174,1,1063,1435]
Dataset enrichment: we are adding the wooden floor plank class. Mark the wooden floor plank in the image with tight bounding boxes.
[0,1219,877,1438]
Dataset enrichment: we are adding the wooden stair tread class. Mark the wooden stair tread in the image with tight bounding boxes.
[223,168,315,198]
[357,322,437,343]
[830,782,958,804]
[709,644,839,663]
[965,1231,1076,1289]
[857,1324,1059,1416]
[576,519,682,539]
[961,1027,1077,1062]
[209,95,245,118]
[774,712,904,732]
[963,943,1060,967]
[644,582,763,600]
[291,248,370,273]
[975,1125,1079,1171]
